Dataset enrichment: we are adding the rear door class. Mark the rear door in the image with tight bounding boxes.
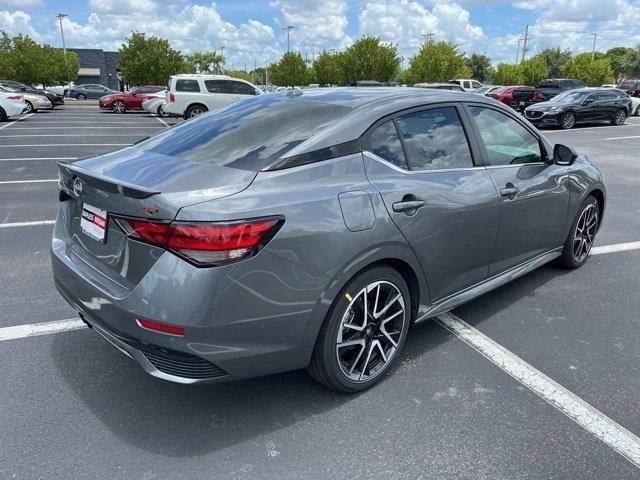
[363,104,500,302]
[203,80,236,109]
[465,103,570,274]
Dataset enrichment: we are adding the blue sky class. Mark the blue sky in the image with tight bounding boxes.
[1,0,637,67]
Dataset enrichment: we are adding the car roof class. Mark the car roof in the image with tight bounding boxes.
[272,87,499,158]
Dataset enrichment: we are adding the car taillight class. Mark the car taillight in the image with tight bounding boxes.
[114,216,284,266]
[137,318,185,336]
[168,92,175,102]
[532,91,541,101]
[7,95,22,100]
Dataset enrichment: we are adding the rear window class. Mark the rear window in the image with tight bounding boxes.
[137,95,353,171]
[175,79,201,92]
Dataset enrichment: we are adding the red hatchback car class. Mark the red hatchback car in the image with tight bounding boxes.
[99,85,164,113]
[486,85,541,112]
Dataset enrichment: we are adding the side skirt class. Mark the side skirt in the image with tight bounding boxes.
[415,248,563,323]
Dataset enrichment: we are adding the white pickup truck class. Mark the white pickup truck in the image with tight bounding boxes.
[165,74,262,119]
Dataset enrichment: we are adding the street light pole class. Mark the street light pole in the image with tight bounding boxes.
[588,33,598,60]
[56,13,68,56]
[521,24,529,63]
[283,25,295,53]
[219,46,225,74]
[421,33,435,43]
[515,38,523,64]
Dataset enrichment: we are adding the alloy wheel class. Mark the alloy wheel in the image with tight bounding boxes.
[336,281,406,382]
[615,109,626,125]
[572,203,598,262]
[24,101,33,113]
[561,112,575,129]
[113,101,126,113]
[188,107,205,118]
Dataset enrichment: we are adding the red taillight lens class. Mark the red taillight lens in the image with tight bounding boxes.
[7,95,22,100]
[168,92,175,102]
[114,216,284,267]
[137,318,185,336]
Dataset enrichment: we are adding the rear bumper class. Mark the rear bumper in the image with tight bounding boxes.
[50,212,329,384]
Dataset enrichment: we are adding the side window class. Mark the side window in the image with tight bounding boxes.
[469,106,542,166]
[464,81,471,89]
[395,106,474,171]
[599,91,616,101]
[175,79,201,92]
[232,81,257,95]
[204,80,233,94]
[369,120,407,169]
[472,81,482,89]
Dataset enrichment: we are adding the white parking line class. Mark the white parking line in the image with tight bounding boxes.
[0,318,85,341]
[436,312,640,469]
[0,113,34,131]
[604,135,640,140]
[591,241,640,255]
[0,144,130,147]
[0,179,57,185]
[0,157,78,162]
[1,134,149,137]
[544,124,640,133]
[0,220,55,228]
[8,126,163,130]
[153,114,170,128]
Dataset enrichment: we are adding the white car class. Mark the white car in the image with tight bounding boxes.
[0,88,28,120]
[142,94,169,118]
[449,79,484,91]
[602,85,640,115]
[165,74,262,119]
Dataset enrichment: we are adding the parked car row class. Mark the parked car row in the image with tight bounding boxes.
[0,80,64,111]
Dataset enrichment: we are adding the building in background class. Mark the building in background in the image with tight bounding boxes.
[68,48,121,91]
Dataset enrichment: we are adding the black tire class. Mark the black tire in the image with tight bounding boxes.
[112,100,127,113]
[612,108,627,126]
[184,104,207,119]
[63,89,68,97]
[308,265,412,393]
[0,107,6,122]
[558,195,599,269]
[635,104,640,116]
[76,93,86,100]
[157,104,170,118]
[24,100,34,113]
[560,111,575,129]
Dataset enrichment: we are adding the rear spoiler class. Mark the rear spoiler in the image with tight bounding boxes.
[57,161,161,199]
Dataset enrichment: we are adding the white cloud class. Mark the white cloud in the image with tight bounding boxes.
[271,0,350,55]
[0,9,39,38]
[0,0,41,7]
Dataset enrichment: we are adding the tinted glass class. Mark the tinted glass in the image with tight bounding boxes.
[470,106,542,166]
[175,79,201,92]
[138,96,353,171]
[538,81,559,88]
[550,90,589,103]
[204,80,233,94]
[232,81,257,95]
[369,121,407,169]
[472,81,482,88]
[597,91,617,101]
[395,107,473,171]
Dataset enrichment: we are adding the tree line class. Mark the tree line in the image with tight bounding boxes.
[4,29,640,89]
[0,31,79,86]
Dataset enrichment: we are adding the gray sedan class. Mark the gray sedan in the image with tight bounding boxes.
[52,88,605,392]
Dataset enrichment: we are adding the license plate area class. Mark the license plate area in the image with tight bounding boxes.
[80,203,108,243]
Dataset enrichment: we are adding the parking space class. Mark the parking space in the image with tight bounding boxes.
[1,106,639,479]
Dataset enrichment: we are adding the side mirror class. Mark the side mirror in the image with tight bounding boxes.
[554,144,578,166]
[583,98,594,105]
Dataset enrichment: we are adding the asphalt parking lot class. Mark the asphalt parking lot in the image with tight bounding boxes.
[1,105,639,479]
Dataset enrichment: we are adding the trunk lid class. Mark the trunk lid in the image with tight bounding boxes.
[56,147,257,287]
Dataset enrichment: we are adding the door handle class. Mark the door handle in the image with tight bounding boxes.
[500,186,519,197]
[392,199,426,213]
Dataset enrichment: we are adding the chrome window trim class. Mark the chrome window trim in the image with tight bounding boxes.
[485,162,548,169]
[363,151,486,175]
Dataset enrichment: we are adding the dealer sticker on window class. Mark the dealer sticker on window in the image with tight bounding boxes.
[80,203,108,243]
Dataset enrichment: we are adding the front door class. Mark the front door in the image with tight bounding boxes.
[364,105,500,302]
[465,104,570,274]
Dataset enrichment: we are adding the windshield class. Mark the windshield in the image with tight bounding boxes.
[549,90,590,103]
[137,95,353,171]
